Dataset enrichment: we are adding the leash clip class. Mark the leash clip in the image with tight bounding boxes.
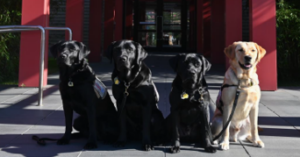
[124,82,130,96]
[198,89,204,101]
[199,94,204,101]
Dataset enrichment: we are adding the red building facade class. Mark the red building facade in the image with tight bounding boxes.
[19,0,277,90]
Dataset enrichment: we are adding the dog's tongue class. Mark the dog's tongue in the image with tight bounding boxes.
[245,64,252,68]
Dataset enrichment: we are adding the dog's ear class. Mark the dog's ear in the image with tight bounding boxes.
[254,43,266,62]
[105,41,116,62]
[76,41,90,61]
[224,42,237,60]
[50,41,64,58]
[134,42,148,65]
[169,54,184,72]
[198,54,211,75]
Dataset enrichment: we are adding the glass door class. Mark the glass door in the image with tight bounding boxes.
[158,0,184,50]
[132,0,192,52]
[134,0,157,48]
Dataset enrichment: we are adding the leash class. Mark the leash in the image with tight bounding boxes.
[212,82,241,141]
[32,136,57,146]
[32,133,82,146]
[119,82,130,115]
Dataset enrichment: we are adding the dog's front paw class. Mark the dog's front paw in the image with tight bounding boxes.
[143,144,154,151]
[170,140,180,153]
[84,142,98,149]
[57,138,70,145]
[205,146,217,153]
[219,141,230,150]
[253,140,265,148]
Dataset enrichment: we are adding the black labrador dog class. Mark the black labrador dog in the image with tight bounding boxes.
[165,53,216,153]
[50,41,118,149]
[105,40,165,151]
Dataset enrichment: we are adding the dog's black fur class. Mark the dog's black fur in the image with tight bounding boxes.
[105,40,165,151]
[50,41,118,149]
[165,53,216,153]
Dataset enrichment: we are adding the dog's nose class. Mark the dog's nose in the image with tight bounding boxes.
[188,70,196,74]
[119,56,127,62]
[244,56,252,62]
[59,54,67,59]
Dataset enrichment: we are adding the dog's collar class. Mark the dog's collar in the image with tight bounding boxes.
[229,68,257,89]
[67,59,88,87]
[114,64,142,88]
[181,87,207,102]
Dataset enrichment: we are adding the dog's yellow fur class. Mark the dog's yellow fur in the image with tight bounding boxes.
[211,41,266,150]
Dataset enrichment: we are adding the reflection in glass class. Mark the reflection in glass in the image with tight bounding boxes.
[138,2,156,30]
[162,32,181,47]
[138,32,156,47]
[163,2,181,30]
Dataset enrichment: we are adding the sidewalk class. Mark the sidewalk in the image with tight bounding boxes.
[0,53,299,157]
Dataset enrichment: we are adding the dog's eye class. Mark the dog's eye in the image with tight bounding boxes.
[194,63,199,67]
[252,49,256,52]
[127,48,133,51]
[238,49,243,52]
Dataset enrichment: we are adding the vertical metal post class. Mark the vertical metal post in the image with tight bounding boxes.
[38,26,45,106]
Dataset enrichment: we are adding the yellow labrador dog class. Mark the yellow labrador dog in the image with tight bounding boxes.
[211,41,266,150]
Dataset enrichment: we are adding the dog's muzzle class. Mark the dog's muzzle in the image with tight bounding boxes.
[117,57,130,70]
[239,56,253,70]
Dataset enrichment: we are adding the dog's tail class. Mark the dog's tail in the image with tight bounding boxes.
[32,133,82,146]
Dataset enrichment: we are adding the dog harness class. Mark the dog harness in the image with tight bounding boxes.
[213,76,255,141]
[93,77,108,99]
[216,78,255,114]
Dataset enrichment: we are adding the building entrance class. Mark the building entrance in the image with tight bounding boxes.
[125,0,197,52]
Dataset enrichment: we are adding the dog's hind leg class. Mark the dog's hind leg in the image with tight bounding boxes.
[73,116,89,138]
[236,118,251,142]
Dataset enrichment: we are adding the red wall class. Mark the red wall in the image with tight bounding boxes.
[197,0,203,53]
[225,0,242,67]
[210,0,225,64]
[19,0,50,87]
[203,0,211,57]
[115,0,123,41]
[65,0,84,41]
[89,0,103,62]
[104,0,115,52]
[125,0,133,40]
[249,0,277,90]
